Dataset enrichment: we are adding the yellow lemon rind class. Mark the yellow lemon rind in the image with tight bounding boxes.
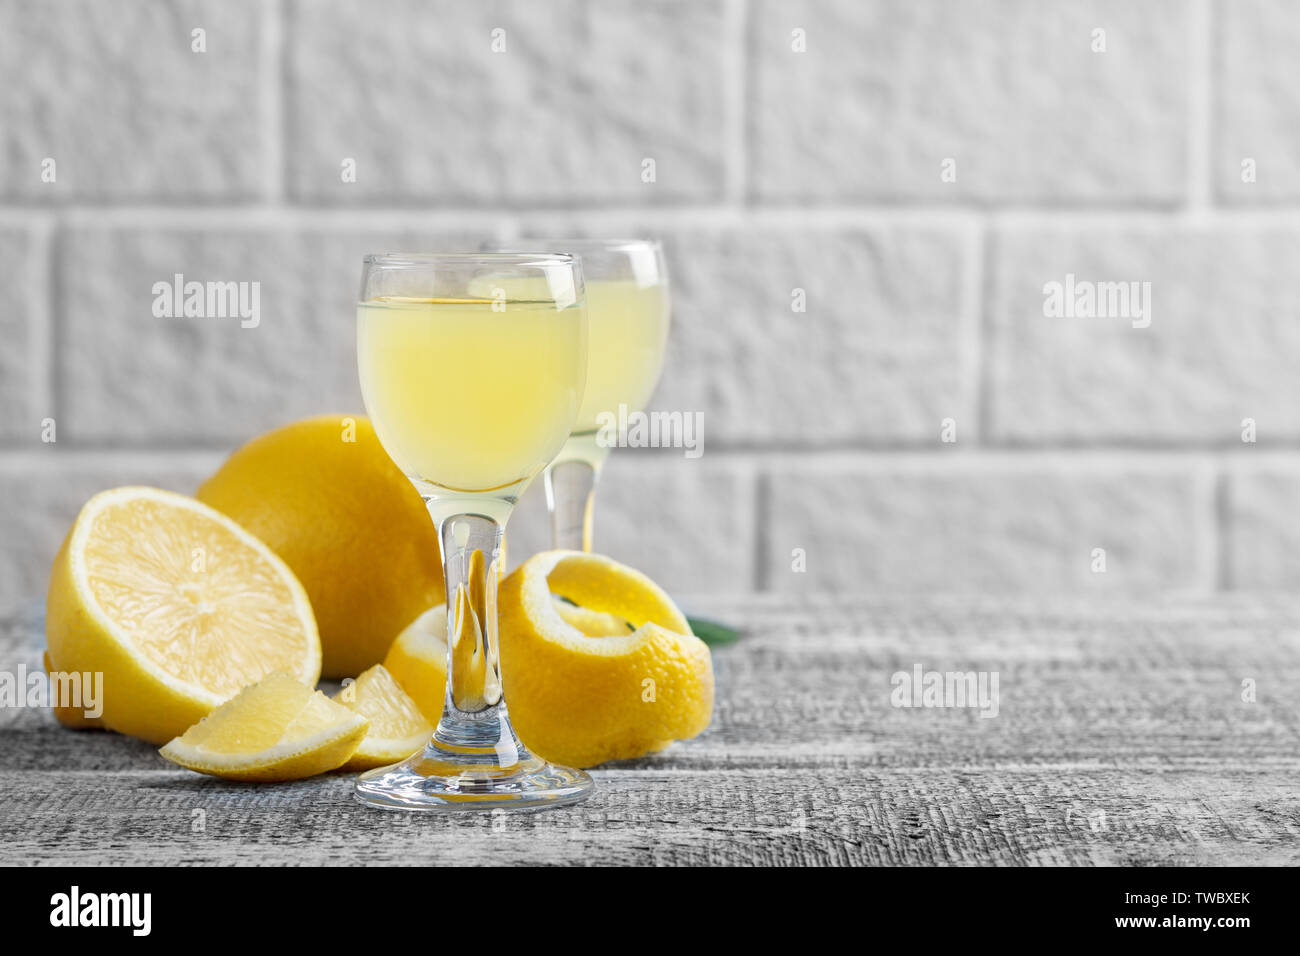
[498,551,713,768]
[386,553,715,769]
[43,649,105,730]
[511,550,693,657]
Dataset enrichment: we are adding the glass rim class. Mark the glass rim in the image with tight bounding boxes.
[363,251,580,268]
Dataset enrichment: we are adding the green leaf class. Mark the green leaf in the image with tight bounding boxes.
[686,616,741,646]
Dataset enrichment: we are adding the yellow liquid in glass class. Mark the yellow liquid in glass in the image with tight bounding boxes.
[574,279,669,433]
[357,296,586,493]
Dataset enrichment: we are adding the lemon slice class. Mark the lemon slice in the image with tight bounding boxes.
[45,487,322,744]
[160,672,368,781]
[385,552,714,768]
[334,665,433,770]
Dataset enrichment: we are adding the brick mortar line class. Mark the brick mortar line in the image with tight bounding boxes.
[1186,0,1214,212]
[747,455,1300,474]
[46,226,63,442]
[1214,468,1233,591]
[29,222,54,431]
[1194,457,1221,594]
[752,469,770,592]
[261,0,286,204]
[2,206,1299,230]
[967,220,988,444]
[6,448,1300,469]
[722,0,748,205]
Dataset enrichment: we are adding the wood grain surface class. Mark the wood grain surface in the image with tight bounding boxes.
[2,595,1298,866]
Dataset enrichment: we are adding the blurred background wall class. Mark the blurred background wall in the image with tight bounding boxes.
[2,0,1297,605]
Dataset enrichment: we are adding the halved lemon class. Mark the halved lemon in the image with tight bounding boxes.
[45,487,322,744]
[334,664,433,770]
[160,672,368,781]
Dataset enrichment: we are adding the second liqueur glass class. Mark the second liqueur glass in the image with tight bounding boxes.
[487,239,671,551]
[353,253,593,811]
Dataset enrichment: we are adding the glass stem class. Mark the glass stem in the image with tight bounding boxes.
[432,511,511,755]
[544,432,611,552]
[545,459,598,552]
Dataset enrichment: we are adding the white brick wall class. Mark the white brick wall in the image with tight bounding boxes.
[655,226,974,445]
[1216,0,1300,203]
[1224,464,1300,589]
[0,0,265,201]
[0,0,1296,603]
[750,0,1190,204]
[0,226,45,442]
[286,0,729,203]
[764,456,1214,594]
[986,226,1300,443]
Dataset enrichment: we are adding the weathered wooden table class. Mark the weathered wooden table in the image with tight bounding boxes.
[2,595,1297,866]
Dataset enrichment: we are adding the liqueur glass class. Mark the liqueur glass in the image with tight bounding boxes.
[353,252,593,811]
[485,239,670,551]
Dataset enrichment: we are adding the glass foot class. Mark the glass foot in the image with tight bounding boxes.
[354,705,593,813]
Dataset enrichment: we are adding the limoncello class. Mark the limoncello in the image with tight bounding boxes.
[574,278,669,433]
[357,296,586,495]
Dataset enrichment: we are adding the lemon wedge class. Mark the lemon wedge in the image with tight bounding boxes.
[160,672,368,781]
[334,665,433,770]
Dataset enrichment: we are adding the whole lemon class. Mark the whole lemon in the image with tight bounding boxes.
[197,416,444,678]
